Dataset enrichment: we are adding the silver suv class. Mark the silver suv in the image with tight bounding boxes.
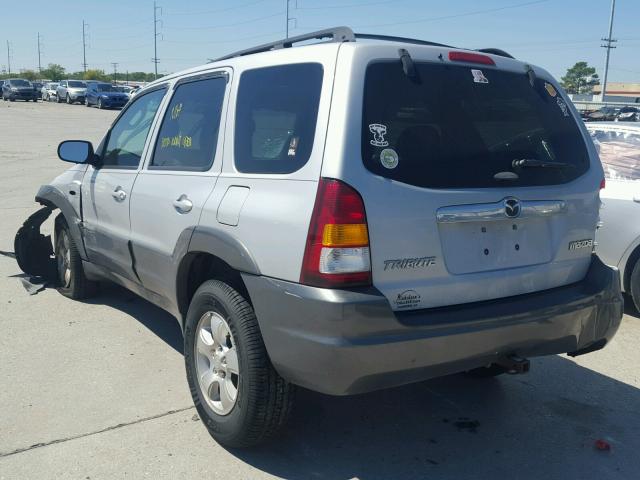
[56,79,87,104]
[15,28,623,448]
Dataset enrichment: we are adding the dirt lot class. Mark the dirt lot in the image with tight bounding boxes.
[1,100,639,479]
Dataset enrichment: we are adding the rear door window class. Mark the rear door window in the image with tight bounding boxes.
[151,75,227,171]
[234,63,323,174]
[362,61,590,188]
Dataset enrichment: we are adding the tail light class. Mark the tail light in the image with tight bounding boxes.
[300,178,372,288]
[600,178,606,190]
[448,51,495,65]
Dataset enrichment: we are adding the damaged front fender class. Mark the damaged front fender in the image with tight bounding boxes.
[14,206,57,280]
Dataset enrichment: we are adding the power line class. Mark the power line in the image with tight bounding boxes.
[165,0,267,17]
[600,0,617,102]
[166,12,282,31]
[153,1,162,80]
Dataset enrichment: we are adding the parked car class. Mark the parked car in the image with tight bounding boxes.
[2,78,39,102]
[616,106,639,122]
[85,82,129,109]
[14,27,623,448]
[588,122,640,310]
[31,82,43,99]
[56,79,87,104]
[585,106,619,122]
[41,82,59,101]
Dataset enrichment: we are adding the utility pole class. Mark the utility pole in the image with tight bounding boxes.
[37,32,43,74]
[285,0,296,38]
[600,0,617,102]
[6,41,10,76]
[111,62,118,84]
[82,20,89,72]
[153,1,162,80]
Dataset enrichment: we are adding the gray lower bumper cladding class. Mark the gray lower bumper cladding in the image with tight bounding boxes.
[243,255,623,396]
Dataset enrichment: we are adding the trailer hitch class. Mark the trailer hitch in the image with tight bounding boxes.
[496,354,530,375]
[14,206,57,281]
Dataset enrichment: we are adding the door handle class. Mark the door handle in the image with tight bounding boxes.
[173,194,193,213]
[111,187,127,202]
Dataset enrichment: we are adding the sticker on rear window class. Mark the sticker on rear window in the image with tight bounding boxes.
[544,82,557,97]
[471,69,489,84]
[369,123,389,147]
[556,97,570,117]
[380,148,399,169]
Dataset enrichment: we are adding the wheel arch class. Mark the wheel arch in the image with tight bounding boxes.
[621,241,640,293]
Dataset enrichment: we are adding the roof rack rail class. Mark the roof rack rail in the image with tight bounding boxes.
[215,26,356,61]
[476,48,515,59]
[354,33,453,49]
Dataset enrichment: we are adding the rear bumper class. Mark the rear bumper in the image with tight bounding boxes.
[242,255,623,395]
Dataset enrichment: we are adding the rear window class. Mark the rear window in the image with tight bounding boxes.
[234,63,323,174]
[362,61,590,188]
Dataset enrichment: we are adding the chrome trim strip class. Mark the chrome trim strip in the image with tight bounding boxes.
[436,199,567,223]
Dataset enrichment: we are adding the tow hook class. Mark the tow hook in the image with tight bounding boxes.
[496,354,530,375]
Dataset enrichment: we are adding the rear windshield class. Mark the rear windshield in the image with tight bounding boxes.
[362,61,590,188]
[68,81,86,88]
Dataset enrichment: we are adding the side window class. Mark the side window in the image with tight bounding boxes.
[101,88,166,169]
[234,63,323,174]
[150,75,226,171]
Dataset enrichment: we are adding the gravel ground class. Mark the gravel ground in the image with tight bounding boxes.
[1,100,639,480]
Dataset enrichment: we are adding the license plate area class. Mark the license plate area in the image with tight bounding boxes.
[439,218,552,275]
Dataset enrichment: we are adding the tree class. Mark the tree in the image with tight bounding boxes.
[561,62,599,94]
[19,70,38,80]
[84,69,110,82]
[40,63,66,81]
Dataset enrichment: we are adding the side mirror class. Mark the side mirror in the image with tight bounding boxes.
[57,140,96,164]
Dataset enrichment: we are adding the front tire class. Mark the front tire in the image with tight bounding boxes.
[66,94,71,104]
[54,217,97,299]
[97,98,103,109]
[184,280,294,448]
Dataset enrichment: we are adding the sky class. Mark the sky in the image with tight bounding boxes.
[0,0,638,83]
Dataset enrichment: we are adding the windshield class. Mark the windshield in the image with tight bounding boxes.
[362,61,589,188]
[11,79,31,87]
[68,81,86,88]
[97,84,116,92]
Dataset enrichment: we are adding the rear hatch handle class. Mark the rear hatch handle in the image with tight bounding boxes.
[437,198,567,224]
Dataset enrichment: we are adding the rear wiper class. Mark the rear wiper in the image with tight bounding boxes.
[512,158,574,169]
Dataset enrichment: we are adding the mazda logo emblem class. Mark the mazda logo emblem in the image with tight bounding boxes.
[504,197,521,218]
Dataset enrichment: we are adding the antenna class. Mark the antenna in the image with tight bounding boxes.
[153,1,163,80]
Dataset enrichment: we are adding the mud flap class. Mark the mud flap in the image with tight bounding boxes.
[14,206,57,281]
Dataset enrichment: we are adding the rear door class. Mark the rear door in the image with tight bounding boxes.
[129,70,230,300]
[81,87,167,282]
[324,45,602,311]
[591,125,640,269]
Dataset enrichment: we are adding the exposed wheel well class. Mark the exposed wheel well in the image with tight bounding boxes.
[624,244,640,292]
[177,252,252,319]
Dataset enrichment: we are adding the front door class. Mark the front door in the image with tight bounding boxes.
[81,87,167,282]
[129,71,230,299]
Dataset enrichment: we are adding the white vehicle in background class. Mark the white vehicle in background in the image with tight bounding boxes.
[42,82,59,102]
[588,122,640,310]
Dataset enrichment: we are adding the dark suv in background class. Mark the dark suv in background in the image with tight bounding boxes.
[2,78,39,102]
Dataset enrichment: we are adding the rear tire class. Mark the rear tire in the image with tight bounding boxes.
[184,280,294,448]
[630,259,640,313]
[54,217,98,300]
